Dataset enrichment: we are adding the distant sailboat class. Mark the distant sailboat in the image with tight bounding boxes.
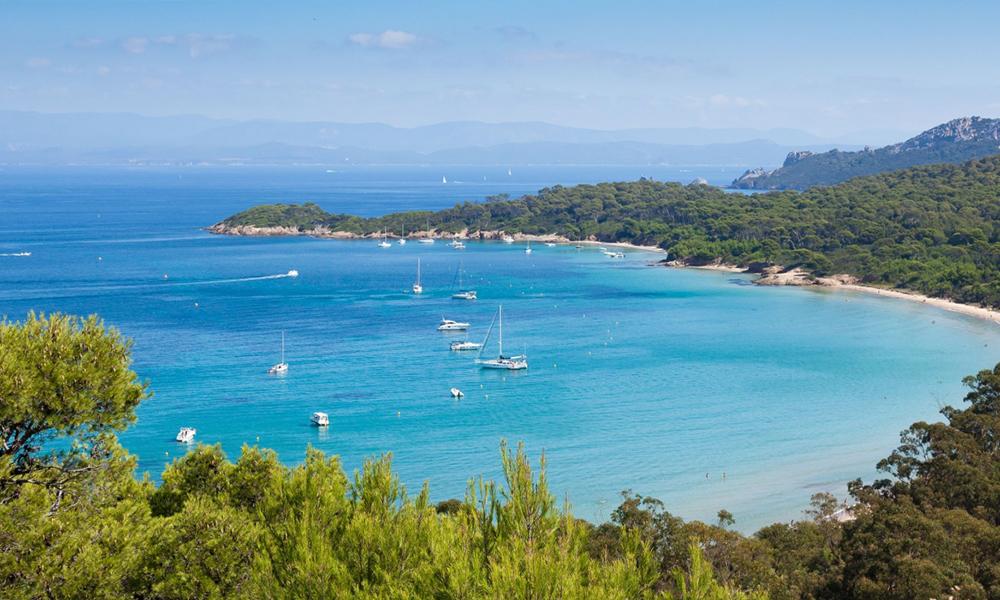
[413,258,423,294]
[377,229,391,248]
[475,305,528,370]
[443,176,447,184]
[268,332,288,374]
[398,224,407,244]
[419,219,435,243]
[523,241,532,254]
[508,168,512,176]
[451,260,477,300]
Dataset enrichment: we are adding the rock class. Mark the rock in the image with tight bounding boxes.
[730,167,773,188]
[689,177,708,186]
[782,150,813,167]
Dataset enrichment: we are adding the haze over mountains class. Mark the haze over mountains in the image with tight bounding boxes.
[0,110,910,167]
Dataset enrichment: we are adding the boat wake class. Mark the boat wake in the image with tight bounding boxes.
[0,252,31,257]
[172,270,299,286]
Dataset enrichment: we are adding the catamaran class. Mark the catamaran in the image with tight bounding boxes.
[451,260,477,300]
[438,318,469,331]
[176,427,196,443]
[413,258,423,294]
[268,332,288,373]
[475,305,528,370]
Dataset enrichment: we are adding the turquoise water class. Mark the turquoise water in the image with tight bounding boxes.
[1,166,998,531]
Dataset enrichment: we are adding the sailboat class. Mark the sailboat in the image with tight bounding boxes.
[451,260,477,300]
[268,332,288,373]
[475,305,528,370]
[413,258,423,294]
[377,229,391,248]
[418,219,435,243]
[508,168,512,176]
[398,225,407,244]
[443,176,447,184]
[523,241,532,254]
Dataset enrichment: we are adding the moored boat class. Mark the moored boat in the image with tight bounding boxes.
[176,427,196,443]
[475,305,528,370]
[310,412,329,427]
[438,318,469,331]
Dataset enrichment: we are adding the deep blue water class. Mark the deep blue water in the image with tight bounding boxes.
[1,165,997,531]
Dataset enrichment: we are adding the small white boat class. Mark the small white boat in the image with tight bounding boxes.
[418,238,435,244]
[443,176,447,184]
[287,270,299,277]
[523,241,532,254]
[176,427,196,443]
[268,332,288,374]
[451,260,476,299]
[453,242,466,250]
[545,243,556,247]
[508,168,512,176]
[398,225,407,244]
[502,235,515,244]
[413,258,423,294]
[438,318,470,331]
[612,252,625,258]
[451,388,464,398]
[450,341,482,351]
[310,412,329,427]
[475,305,528,370]
[604,251,617,256]
[377,229,391,248]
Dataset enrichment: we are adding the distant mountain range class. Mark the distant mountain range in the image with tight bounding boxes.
[0,110,910,167]
[731,117,1000,190]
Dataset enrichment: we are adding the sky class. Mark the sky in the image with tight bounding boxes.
[2,0,999,137]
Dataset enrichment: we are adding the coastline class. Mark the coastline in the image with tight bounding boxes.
[208,222,1000,325]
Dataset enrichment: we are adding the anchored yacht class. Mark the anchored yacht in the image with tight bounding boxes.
[310,412,329,427]
[176,427,196,443]
[438,318,470,331]
[413,258,423,294]
[268,332,288,374]
[475,305,528,370]
[451,260,477,299]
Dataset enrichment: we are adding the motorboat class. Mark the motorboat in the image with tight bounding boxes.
[287,270,299,277]
[438,318,470,331]
[545,243,556,247]
[451,260,476,299]
[475,305,528,370]
[176,427,196,443]
[413,258,423,294]
[310,412,329,427]
[612,252,625,258]
[502,235,515,244]
[268,332,288,374]
[450,341,482,351]
[418,238,435,244]
[451,388,464,398]
[604,251,617,256]
[453,242,466,250]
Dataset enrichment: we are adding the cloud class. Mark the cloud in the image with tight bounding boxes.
[73,38,106,48]
[348,29,431,50]
[26,58,51,68]
[122,37,149,53]
[496,26,536,41]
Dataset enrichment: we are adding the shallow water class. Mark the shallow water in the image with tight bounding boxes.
[1,165,997,531]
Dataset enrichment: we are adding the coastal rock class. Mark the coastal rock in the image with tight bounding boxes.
[689,177,708,186]
[753,266,812,286]
[730,167,774,189]
[888,116,1000,154]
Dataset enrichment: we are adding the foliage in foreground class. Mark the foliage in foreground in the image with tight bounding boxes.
[5,312,1000,599]
[224,154,1000,307]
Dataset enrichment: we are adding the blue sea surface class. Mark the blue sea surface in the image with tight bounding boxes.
[1,165,997,531]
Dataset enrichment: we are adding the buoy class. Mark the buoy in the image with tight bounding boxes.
[164,275,168,279]
[706,473,709,479]
[98,257,102,261]
[553,364,556,368]
[256,437,259,441]
[397,411,401,417]
[195,303,199,307]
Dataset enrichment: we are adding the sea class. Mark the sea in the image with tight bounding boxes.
[1,164,997,532]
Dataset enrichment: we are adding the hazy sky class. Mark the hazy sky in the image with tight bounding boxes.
[2,0,999,136]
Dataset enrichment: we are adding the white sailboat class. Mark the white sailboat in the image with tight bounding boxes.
[451,260,477,300]
[377,229,391,248]
[523,241,532,254]
[475,305,528,370]
[418,220,435,243]
[413,258,423,294]
[398,225,407,244]
[443,176,447,184]
[508,168,512,176]
[268,332,288,374]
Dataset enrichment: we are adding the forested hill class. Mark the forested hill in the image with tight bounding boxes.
[218,154,1000,307]
[731,116,1000,190]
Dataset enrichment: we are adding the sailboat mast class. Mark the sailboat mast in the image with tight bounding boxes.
[498,305,503,357]
[281,331,285,363]
[417,258,421,285]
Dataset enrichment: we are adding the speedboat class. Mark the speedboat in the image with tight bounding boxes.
[475,305,528,370]
[545,243,556,247]
[502,235,515,244]
[176,427,196,443]
[450,341,482,351]
[310,412,329,427]
[418,238,435,244]
[451,388,464,398]
[287,270,299,277]
[438,318,470,331]
[604,251,617,256]
[613,252,625,258]
[453,242,466,250]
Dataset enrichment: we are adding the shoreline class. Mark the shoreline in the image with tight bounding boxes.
[208,223,1000,325]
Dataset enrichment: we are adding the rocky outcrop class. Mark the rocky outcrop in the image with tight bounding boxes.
[689,177,709,186]
[782,150,813,167]
[888,116,1000,154]
[730,167,774,188]
[206,222,571,243]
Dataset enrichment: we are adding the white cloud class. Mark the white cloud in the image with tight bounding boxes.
[27,58,51,68]
[348,29,425,50]
[122,37,149,53]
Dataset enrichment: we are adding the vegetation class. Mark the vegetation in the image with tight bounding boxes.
[7,312,1000,598]
[224,154,1000,307]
